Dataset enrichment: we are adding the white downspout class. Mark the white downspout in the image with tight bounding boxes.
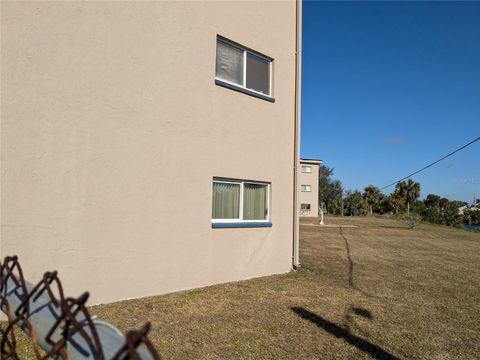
[293,0,302,269]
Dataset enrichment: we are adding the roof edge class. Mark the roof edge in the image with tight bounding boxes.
[300,158,323,164]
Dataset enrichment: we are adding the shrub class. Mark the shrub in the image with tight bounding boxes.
[399,212,422,229]
[464,209,480,226]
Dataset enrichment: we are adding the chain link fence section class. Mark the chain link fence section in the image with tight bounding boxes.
[0,256,162,359]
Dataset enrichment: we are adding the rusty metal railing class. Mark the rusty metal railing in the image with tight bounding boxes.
[0,256,162,359]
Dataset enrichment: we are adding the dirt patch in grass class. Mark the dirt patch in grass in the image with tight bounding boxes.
[4,216,479,359]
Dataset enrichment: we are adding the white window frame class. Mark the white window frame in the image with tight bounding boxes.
[215,37,273,99]
[301,203,311,211]
[212,179,270,223]
[301,185,312,192]
[301,165,312,173]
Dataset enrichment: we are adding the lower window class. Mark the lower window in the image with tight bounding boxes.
[301,203,311,211]
[212,178,270,224]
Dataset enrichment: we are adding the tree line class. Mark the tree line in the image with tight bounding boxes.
[319,164,480,227]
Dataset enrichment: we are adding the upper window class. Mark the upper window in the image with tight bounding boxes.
[301,185,312,192]
[301,165,312,173]
[212,179,270,223]
[215,37,273,101]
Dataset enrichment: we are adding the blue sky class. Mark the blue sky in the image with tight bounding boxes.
[301,1,480,203]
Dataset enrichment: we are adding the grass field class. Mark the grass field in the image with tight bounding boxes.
[4,216,480,359]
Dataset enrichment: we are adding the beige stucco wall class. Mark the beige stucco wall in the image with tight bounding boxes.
[299,161,319,217]
[1,1,298,304]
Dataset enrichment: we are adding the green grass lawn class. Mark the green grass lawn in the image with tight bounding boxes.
[3,216,480,359]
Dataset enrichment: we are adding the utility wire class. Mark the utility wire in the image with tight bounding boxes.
[381,136,480,190]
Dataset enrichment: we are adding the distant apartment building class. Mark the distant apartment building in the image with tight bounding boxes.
[1,1,303,304]
[299,159,322,217]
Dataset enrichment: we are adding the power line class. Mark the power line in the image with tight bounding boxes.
[381,136,480,190]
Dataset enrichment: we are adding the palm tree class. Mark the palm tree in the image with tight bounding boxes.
[363,185,382,215]
[396,180,421,215]
[389,192,405,215]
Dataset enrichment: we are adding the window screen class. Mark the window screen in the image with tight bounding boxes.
[216,40,243,86]
[246,52,270,95]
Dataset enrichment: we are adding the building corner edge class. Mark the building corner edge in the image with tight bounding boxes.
[292,0,302,270]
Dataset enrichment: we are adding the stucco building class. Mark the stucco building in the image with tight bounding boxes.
[299,159,322,217]
[1,1,302,304]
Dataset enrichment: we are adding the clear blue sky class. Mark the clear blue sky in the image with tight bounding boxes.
[301,1,480,203]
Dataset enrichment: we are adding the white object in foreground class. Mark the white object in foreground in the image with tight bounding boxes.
[319,207,325,225]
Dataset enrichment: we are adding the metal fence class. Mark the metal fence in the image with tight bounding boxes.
[0,256,162,359]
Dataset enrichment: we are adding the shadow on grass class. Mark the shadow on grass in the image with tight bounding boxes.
[340,226,376,298]
[291,307,399,360]
[343,306,373,338]
[351,307,372,319]
[341,226,355,289]
[376,225,408,229]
